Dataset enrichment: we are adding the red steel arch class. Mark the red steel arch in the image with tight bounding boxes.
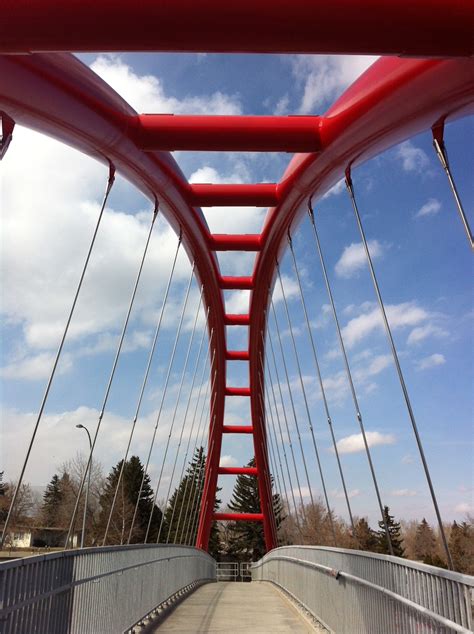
[1,6,473,552]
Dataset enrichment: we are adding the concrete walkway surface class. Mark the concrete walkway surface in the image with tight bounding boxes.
[152,581,317,632]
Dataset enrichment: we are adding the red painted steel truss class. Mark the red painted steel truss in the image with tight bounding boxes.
[1,1,473,552]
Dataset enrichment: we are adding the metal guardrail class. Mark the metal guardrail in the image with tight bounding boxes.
[216,561,252,582]
[252,546,474,633]
[0,544,216,634]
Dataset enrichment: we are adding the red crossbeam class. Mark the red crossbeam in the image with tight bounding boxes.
[3,1,473,57]
[225,386,251,397]
[134,115,322,152]
[218,467,258,475]
[219,276,254,290]
[226,350,249,361]
[189,184,279,208]
[213,513,264,522]
[209,234,261,251]
[225,314,250,326]
[222,425,254,434]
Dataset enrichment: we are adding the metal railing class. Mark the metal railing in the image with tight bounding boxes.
[0,544,216,634]
[216,561,252,582]
[252,546,474,633]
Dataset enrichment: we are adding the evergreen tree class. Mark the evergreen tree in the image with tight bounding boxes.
[41,474,64,526]
[225,458,284,561]
[449,520,474,574]
[414,518,437,564]
[97,456,162,545]
[376,506,405,557]
[354,517,378,552]
[162,447,221,558]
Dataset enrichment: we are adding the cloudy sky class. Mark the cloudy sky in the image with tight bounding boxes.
[1,52,472,528]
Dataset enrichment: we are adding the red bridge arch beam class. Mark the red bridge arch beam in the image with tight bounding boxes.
[1,0,473,56]
[248,57,474,476]
[0,52,232,552]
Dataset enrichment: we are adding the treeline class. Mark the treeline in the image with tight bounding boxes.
[1,459,472,575]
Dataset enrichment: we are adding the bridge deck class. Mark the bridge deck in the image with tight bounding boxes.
[152,581,319,632]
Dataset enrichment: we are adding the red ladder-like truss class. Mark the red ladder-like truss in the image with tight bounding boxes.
[1,1,473,552]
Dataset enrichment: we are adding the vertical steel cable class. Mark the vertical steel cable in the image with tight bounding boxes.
[433,137,473,249]
[102,232,182,545]
[270,298,316,519]
[307,199,394,556]
[166,327,212,542]
[288,234,356,536]
[265,331,307,527]
[180,369,216,544]
[152,294,206,543]
[261,346,300,530]
[260,377,295,536]
[174,351,214,543]
[145,287,203,542]
[1,165,115,547]
[127,262,195,544]
[345,175,453,567]
[276,264,336,544]
[65,199,157,549]
[185,389,217,545]
[263,406,288,545]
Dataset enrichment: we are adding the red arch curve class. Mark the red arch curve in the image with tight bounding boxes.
[1,50,473,551]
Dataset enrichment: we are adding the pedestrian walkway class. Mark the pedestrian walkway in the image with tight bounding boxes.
[153,581,318,632]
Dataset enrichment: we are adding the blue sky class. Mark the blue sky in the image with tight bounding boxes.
[1,52,472,528]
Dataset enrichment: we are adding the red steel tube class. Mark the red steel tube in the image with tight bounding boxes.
[225,314,250,326]
[134,115,321,152]
[219,276,254,290]
[2,1,473,56]
[222,425,254,434]
[218,467,258,475]
[225,387,251,397]
[226,350,250,361]
[208,234,261,252]
[213,513,264,522]
[189,184,279,208]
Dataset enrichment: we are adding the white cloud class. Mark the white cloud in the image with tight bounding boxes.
[1,352,73,381]
[454,502,474,514]
[416,353,446,370]
[391,489,418,497]
[354,354,392,382]
[401,454,415,465]
[407,323,447,346]
[334,431,396,455]
[332,488,360,499]
[219,455,238,468]
[322,178,345,199]
[397,141,429,173]
[335,240,383,279]
[289,55,378,113]
[342,302,429,348]
[91,56,242,115]
[415,198,442,218]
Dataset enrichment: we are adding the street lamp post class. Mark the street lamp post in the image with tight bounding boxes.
[75,424,92,548]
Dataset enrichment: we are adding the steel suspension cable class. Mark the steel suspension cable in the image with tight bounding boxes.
[152,295,206,543]
[307,199,394,556]
[263,405,287,545]
[174,351,214,543]
[184,389,217,545]
[260,376,297,532]
[65,199,157,549]
[287,234,356,536]
[102,232,182,545]
[433,136,473,250]
[257,343,294,541]
[345,174,454,568]
[276,264,336,545]
[265,330,307,527]
[1,165,115,547]
[270,297,317,520]
[258,375,293,542]
[127,262,195,544]
[179,365,216,544]
[166,328,212,542]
